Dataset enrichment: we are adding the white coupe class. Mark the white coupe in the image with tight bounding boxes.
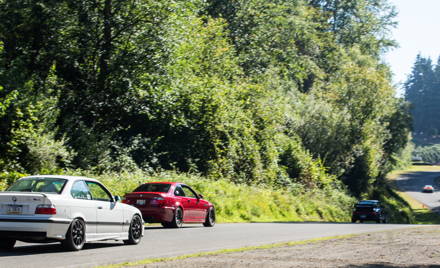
[0,175,144,251]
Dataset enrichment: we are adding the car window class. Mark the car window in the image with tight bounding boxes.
[174,185,185,197]
[85,181,112,201]
[181,185,198,199]
[7,178,67,194]
[71,180,92,200]
[134,183,171,193]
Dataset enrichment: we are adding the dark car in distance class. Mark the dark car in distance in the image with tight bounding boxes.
[351,200,387,223]
[123,182,215,228]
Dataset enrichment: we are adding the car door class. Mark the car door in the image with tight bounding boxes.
[70,180,97,235]
[174,185,195,221]
[180,185,203,222]
[85,181,123,235]
[181,185,207,221]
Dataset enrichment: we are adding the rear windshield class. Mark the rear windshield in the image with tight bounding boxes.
[7,178,67,194]
[133,183,171,193]
[355,206,375,212]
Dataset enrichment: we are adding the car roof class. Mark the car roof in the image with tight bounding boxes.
[21,175,99,183]
[142,182,184,185]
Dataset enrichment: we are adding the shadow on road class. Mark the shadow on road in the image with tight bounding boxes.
[144,225,202,230]
[0,241,123,257]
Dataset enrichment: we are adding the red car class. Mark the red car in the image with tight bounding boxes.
[123,182,215,228]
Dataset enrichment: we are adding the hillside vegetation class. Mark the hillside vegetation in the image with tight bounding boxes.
[0,0,412,221]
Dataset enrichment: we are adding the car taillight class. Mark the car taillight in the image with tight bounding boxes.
[35,204,57,215]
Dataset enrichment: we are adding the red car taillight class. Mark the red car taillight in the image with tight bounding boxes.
[35,204,57,215]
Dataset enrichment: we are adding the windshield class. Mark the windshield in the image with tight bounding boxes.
[133,183,171,193]
[7,177,67,194]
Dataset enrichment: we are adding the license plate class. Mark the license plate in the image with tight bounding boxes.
[136,199,146,205]
[7,205,23,215]
[360,215,366,218]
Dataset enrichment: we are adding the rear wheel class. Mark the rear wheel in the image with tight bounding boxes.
[62,218,85,251]
[169,207,183,228]
[203,207,215,227]
[351,219,356,223]
[124,214,143,245]
[0,238,16,250]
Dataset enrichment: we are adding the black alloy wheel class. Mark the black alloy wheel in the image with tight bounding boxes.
[63,218,86,251]
[170,207,183,228]
[203,207,216,227]
[0,238,16,250]
[124,214,143,245]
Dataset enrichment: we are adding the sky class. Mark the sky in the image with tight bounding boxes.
[384,0,440,94]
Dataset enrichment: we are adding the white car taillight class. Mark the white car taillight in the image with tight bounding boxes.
[35,204,57,215]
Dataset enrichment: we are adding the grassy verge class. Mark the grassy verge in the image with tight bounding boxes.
[97,234,357,268]
[386,165,440,224]
[79,170,355,223]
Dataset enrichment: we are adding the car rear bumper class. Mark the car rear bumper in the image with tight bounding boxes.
[0,216,71,241]
[138,207,175,223]
[352,214,381,221]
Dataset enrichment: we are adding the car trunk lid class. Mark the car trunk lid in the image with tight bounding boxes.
[0,192,53,215]
[124,192,166,207]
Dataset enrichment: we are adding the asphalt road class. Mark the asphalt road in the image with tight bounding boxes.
[0,222,420,268]
[395,169,440,212]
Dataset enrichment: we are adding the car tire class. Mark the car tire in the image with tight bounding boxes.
[62,218,86,251]
[0,238,16,250]
[169,207,183,228]
[351,219,356,223]
[161,222,172,228]
[203,207,216,227]
[360,220,364,223]
[124,214,143,245]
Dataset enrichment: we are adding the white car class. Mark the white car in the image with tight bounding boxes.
[0,175,144,251]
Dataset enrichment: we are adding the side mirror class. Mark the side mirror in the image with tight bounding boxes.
[114,195,121,202]
[198,194,204,199]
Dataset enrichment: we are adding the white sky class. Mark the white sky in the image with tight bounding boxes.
[383,0,440,94]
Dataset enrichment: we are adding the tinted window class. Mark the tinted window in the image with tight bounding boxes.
[134,183,171,193]
[7,178,67,194]
[181,185,198,198]
[71,181,92,200]
[85,181,112,201]
[174,185,185,196]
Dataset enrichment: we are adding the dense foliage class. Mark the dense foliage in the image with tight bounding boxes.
[0,0,410,199]
[413,144,440,164]
[404,54,440,145]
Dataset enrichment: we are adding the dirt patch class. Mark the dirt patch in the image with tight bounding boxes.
[135,227,440,268]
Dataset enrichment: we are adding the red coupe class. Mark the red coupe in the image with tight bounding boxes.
[123,182,215,228]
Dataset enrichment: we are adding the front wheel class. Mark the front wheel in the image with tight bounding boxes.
[203,207,215,227]
[0,238,16,251]
[124,214,143,245]
[62,218,86,251]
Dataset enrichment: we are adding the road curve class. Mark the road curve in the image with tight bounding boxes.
[0,222,420,268]
[395,169,440,212]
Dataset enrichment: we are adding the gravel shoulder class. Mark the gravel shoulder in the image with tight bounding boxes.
[138,226,440,268]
